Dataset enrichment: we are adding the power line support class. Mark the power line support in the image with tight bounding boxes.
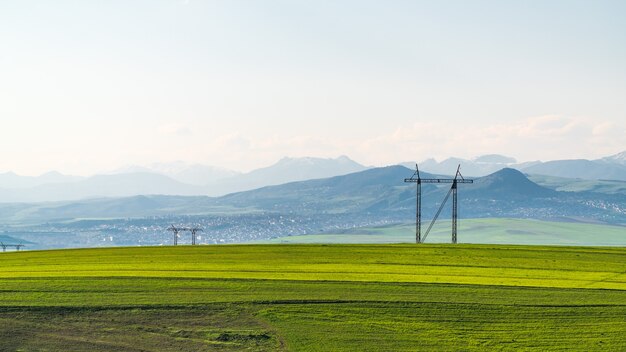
[167,225,204,246]
[168,225,180,246]
[0,242,25,252]
[416,179,421,244]
[452,178,458,244]
[190,227,203,245]
[404,164,472,244]
[404,164,422,243]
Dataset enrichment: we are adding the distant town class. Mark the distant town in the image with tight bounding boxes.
[1,213,397,250]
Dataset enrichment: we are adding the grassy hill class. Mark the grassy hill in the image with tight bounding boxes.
[528,174,626,195]
[1,245,625,351]
[521,159,626,181]
[1,166,625,228]
[264,218,626,246]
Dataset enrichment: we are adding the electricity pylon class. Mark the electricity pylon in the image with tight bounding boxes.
[404,164,473,243]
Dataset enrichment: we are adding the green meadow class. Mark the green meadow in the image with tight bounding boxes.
[1,244,625,351]
[266,218,626,246]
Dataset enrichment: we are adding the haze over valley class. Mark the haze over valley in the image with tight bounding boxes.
[1,151,625,202]
[1,151,624,249]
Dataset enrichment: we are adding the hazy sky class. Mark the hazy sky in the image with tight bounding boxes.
[1,0,625,175]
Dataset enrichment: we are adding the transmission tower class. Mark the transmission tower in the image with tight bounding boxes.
[404,164,473,243]
[0,242,25,252]
[404,165,422,243]
[167,225,181,246]
[190,227,203,245]
[167,225,204,245]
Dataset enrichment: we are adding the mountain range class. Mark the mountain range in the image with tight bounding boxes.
[0,166,623,227]
[110,162,239,186]
[0,156,368,202]
[0,171,84,189]
[520,157,626,181]
[0,151,624,203]
[410,151,626,180]
[215,166,623,224]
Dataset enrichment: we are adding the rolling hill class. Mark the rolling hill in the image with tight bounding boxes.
[2,152,624,203]
[528,174,626,195]
[1,166,624,227]
[0,173,204,203]
[414,154,518,177]
[205,155,369,196]
[265,219,626,246]
[0,245,625,350]
[412,151,626,181]
[0,171,83,189]
[110,161,240,186]
[0,156,369,202]
[520,159,626,181]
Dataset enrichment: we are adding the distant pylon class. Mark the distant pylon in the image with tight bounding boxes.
[404,164,473,243]
[167,225,203,245]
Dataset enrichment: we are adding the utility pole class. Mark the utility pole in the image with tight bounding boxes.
[404,164,473,244]
[167,225,180,246]
[0,242,25,252]
[451,166,460,244]
[167,225,203,246]
[404,165,422,243]
[190,227,203,245]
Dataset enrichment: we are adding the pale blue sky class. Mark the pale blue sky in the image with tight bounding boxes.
[1,0,624,175]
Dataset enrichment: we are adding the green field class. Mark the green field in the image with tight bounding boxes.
[1,244,626,351]
[265,218,626,246]
[528,174,626,195]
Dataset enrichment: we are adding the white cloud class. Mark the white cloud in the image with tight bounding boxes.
[157,123,193,137]
[352,115,626,164]
[192,115,624,171]
[212,133,251,151]
[197,134,344,171]
[3,113,622,176]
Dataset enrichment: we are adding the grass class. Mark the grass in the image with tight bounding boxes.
[1,244,625,350]
[528,174,626,195]
[264,218,626,246]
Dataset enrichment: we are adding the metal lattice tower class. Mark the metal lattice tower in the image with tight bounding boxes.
[404,164,473,244]
[167,225,204,246]
[404,165,423,243]
[167,225,181,246]
[190,227,203,245]
[0,242,25,252]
